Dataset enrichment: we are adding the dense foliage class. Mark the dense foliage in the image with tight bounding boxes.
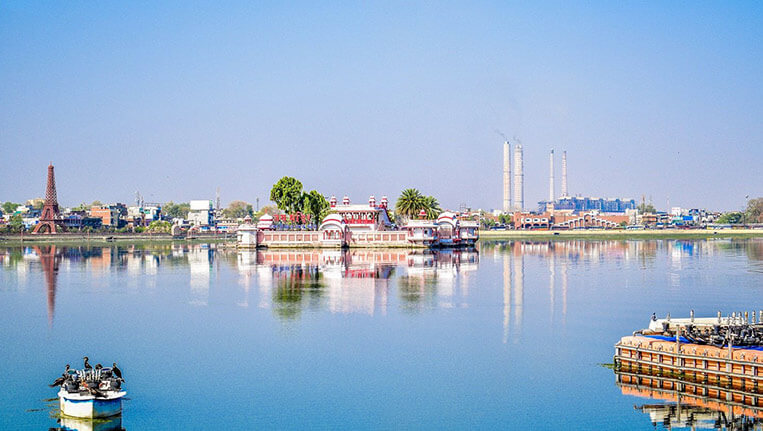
[269,176,330,224]
[163,202,191,219]
[395,188,441,220]
[1,202,21,215]
[223,200,254,219]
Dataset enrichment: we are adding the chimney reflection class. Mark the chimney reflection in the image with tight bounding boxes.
[502,245,511,344]
[512,245,524,339]
[549,247,555,325]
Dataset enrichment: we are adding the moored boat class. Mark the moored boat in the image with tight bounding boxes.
[53,362,127,419]
[58,388,126,419]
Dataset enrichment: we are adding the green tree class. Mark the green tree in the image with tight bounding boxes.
[163,202,190,219]
[637,203,656,214]
[2,202,21,215]
[302,190,330,225]
[270,177,304,214]
[146,220,172,233]
[91,200,103,207]
[9,214,25,232]
[717,212,743,224]
[223,200,254,219]
[395,188,425,220]
[422,195,441,219]
[498,213,513,225]
[745,197,763,223]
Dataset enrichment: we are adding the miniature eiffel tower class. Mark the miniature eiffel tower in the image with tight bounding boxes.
[32,163,64,234]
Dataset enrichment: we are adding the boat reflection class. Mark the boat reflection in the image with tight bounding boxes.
[615,369,763,430]
[53,414,124,431]
[237,248,479,318]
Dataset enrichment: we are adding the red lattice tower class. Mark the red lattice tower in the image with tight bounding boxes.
[32,163,63,234]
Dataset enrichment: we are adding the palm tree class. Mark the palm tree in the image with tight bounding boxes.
[395,188,425,220]
[422,196,441,219]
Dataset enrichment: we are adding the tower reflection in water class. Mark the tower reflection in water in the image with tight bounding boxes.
[237,248,479,319]
[615,369,763,430]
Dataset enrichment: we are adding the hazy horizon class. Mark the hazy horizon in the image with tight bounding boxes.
[1,2,761,212]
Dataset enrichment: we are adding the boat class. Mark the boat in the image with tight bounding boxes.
[55,366,126,419]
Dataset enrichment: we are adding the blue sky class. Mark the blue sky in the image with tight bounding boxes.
[1,1,760,211]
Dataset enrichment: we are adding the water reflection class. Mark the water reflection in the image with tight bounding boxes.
[615,369,763,430]
[1,239,761,328]
[52,415,124,431]
[35,245,60,327]
[253,249,479,318]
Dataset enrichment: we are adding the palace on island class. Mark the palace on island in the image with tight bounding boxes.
[237,195,479,249]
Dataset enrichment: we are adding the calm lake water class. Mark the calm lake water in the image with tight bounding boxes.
[1,239,761,430]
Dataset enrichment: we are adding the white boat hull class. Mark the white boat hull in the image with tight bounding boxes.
[58,390,126,419]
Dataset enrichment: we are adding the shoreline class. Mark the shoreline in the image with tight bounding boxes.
[0,233,235,246]
[1,228,761,247]
[479,228,763,240]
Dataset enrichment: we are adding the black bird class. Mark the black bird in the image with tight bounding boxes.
[112,362,124,382]
[87,386,107,398]
[83,356,92,371]
[64,364,70,374]
[49,376,66,388]
[95,363,103,370]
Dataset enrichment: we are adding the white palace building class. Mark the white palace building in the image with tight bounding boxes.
[237,195,479,249]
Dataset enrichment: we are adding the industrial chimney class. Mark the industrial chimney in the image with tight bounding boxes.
[503,141,511,212]
[561,151,568,197]
[549,149,555,202]
[513,144,524,211]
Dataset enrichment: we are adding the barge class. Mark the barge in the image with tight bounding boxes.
[614,312,763,393]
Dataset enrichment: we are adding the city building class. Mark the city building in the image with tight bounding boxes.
[540,196,636,214]
[187,200,215,229]
[89,204,127,228]
[513,211,629,229]
[126,205,162,227]
[62,213,103,230]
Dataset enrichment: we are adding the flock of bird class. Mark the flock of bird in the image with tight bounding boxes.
[49,356,125,398]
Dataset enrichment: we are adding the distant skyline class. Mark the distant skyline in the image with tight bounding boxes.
[1,2,761,211]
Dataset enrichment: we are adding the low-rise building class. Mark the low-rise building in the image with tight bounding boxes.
[513,210,628,229]
[89,203,127,227]
[188,200,215,229]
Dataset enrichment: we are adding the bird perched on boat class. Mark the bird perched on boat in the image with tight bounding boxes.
[95,363,103,371]
[49,364,73,387]
[83,356,92,371]
[112,362,124,382]
[86,386,108,398]
[49,376,67,387]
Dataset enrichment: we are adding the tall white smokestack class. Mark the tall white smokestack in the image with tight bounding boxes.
[548,149,555,202]
[503,141,511,212]
[561,150,568,197]
[513,144,524,211]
